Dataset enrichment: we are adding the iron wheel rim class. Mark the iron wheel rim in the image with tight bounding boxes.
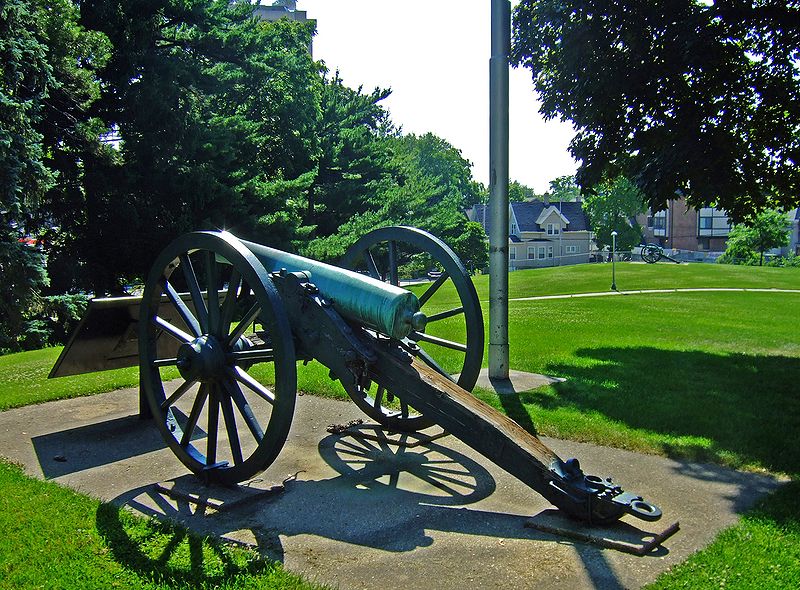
[139,231,297,484]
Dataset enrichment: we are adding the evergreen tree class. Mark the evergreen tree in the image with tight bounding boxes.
[305,72,397,238]
[51,0,322,293]
[1,0,106,349]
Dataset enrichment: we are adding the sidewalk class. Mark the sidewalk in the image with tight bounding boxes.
[0,387,782,589]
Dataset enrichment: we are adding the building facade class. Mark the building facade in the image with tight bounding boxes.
[467,201,593,269]
[639,200,800,261]
[639,198,732,254]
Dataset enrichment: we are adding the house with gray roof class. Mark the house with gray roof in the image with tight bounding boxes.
[467,201,594,269]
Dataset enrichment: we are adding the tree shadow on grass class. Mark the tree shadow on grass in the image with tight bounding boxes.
[533,347,800,475]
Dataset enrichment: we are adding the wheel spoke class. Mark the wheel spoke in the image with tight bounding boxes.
[160,378,198,410]
[205,251,221,337]
[228,366,275,404]
[373,385,385,411]
[415,346,454,381]
[227,349,275,364]
[400,398,409,418]
[179,254,209,334]
[222,378,264,441]
[237,278,253,303]
[364,250,381,279]
[418,271,450,305]
[163,278,202,337]
[220,390,244,465]
[206,387,220,465]
[388,240,399,286]
[152,357,178,368]
[180,384,209,447]
[220,267,242,337]
[225,302,261,347]
[409,331,467,352]
[426,306,464,323]
[153,315,193,344]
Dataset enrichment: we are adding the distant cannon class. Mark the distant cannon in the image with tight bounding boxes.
[52,226,661,524]
[640,243,681,264]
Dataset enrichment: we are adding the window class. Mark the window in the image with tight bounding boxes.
[538,246,546,259]
[509,247,516,260]
[698,238,710,250]
[653,210,668,236]
[527,247,536,260]
[698,207,731,237]
[510,223,518,235]
[566,245,577,254]
[548,246,554,258]
[546,223,560,235]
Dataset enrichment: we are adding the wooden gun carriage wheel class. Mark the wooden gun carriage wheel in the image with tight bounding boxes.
[139,232,298,484]
[340,226,484,432]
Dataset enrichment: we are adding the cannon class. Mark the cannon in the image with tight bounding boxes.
[52,227,661,525]
[640,243,681,264]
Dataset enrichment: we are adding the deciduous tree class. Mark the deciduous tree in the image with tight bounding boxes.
[509,180,535,203]
[512,0,800,220]
[545,175,580,203]
[582,176,646,251]
[720,209,790,265]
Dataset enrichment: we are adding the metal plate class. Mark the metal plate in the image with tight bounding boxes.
[49,294,208,378]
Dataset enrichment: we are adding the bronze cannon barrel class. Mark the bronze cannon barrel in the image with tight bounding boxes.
[239,238,426,340]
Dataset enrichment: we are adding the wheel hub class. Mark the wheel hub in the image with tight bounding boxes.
[176,335,227,382]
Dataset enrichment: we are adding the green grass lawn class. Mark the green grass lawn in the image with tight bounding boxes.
[0,460,322,590]
[498,260,800,298]
[480,291,800,474]
[0,349,142,410]
[1,261,799,588]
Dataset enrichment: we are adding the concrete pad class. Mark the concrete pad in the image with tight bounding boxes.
[0,387,782,590]
[473,367,565,394]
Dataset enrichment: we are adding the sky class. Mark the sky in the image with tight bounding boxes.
[297,0,577,194]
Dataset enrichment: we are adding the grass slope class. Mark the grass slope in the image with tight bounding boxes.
[499,261,800,299]
[0,348,147,410]
[475,291,800,473]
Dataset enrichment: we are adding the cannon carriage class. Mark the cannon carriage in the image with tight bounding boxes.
[52,226,662,525]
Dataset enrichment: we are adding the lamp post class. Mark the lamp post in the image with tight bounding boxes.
[610,230,618,291]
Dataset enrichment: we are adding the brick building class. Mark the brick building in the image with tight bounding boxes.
[639,199,731,253]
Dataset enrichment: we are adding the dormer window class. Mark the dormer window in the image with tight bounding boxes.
[546,223,560,235]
